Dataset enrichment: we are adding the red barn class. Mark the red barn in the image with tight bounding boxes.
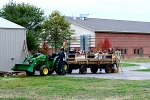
[66,16,150,58]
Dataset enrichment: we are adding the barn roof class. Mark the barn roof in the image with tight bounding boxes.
[0,17,25,29]
[65,16,150,33]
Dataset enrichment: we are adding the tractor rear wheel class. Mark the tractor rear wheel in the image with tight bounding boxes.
[55,59,69,75]
[80,65,87,74]
[55,59,62,75]
[90,67,98,73]
[105,64,113,73]
[40,65,50,76]
[63,62,69,75]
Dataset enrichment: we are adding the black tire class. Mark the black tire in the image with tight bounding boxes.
[63,62,69,75]
[68,67,72,74]
[105,64,113,73]
[90,67,98,73]
[55,59,62,75]
[55,59,69,75]
[26,70,35,76]
[40,65,50,76]
[80,65,87,74]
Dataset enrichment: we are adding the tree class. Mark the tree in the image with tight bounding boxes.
[102,37,112,51]
[0,1,45,50]
[96,40,102,52]
[40,41,49,54]
[96,38,112,52]
[42,10,75,52]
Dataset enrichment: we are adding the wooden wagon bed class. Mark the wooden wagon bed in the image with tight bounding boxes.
[67,54,117,65]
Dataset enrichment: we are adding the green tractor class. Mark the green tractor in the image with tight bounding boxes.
[11,53,69,76]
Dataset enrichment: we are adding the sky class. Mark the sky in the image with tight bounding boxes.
[0,0,150,22]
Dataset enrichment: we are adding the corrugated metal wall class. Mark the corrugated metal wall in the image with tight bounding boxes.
[70,35,95,48]
[0,28,26,71]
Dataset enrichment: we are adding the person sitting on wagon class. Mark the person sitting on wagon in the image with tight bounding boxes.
[107,48,113,58]
[102,50,108,58]
[99,50,103,72]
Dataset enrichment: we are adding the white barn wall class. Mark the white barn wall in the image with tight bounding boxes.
[0,28,26,71]
[70,23,95,47]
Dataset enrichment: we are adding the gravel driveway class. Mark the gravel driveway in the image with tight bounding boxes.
[66,63,150,80]
[34,63,150,80]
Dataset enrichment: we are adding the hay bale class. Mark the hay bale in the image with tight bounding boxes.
[114,68,119,73]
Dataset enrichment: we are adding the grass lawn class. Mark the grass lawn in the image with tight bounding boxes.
[0,76,150,100]
[122,63,140,67]
[133,68,150,72]
[122,58,150,63]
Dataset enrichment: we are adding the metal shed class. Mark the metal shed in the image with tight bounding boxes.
[0,17,26,71]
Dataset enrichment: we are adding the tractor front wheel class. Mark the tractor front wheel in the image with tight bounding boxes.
[40,65,50,76]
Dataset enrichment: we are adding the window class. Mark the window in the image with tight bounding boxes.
[137,49,140,54]
[134,49,136,54]
[124,49,127,54]
[118,49,127,54]
[134,49,141,54]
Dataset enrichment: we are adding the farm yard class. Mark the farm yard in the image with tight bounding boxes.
[1,1,150,100]
[1,61,150,100]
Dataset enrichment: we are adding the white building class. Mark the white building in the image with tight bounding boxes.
[0,17,26,72]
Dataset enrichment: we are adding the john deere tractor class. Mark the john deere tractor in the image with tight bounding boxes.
[11,53,69,76]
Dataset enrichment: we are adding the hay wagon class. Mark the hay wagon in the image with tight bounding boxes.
[67,53,120,74]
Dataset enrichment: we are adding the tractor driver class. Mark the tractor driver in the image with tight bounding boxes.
[33,50,41,57]
[60,48,66,75]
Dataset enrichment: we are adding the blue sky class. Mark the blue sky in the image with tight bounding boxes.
[1,0,150,22]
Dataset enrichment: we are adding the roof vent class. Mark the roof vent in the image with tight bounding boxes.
[72,15,76,20]
[79,14,89,20]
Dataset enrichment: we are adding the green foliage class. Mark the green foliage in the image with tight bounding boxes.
[42,10,75,48]
[0,1,45,50]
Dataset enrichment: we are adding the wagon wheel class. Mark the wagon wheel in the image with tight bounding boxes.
[105,64,113,73]
[90,67,98,73]
[40,65,50,76]
[80,65,87,74]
